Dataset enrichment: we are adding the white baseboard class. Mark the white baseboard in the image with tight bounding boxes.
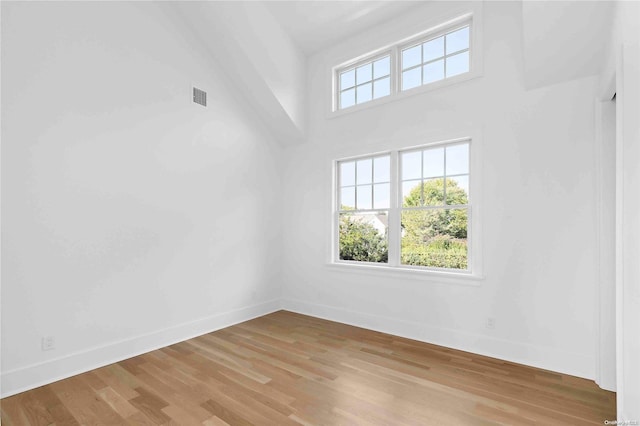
[1,297,596,398]
[0,299,282,398]
[596,376,617,392]
[281,298,595,380]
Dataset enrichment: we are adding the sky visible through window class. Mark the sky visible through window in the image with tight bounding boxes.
[340,155,390,210]
[401,26,470,91]
[401,144,469,207]
[339,56,391,109]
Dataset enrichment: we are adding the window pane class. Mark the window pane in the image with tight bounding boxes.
[356,185,372,209]
[373,56,390,79]
[401,151,421,180]
[340,69,355,89]
[356,83,373,104]
[402,67,421,91]
[423,178,445,206]
[423,60,445,84]
[446,51,469,77]
[356,63,372,84]
[373,77,390,99]
[402,45,422,69]
[446,26,469,54]
[373,183,390,209]
[402,180,422,207]
[340,161,355,186]
[341,88,355,109]
[340,186,355,209]
[339,212,388,263]
[356,158,372,184]
[401,208,468,269]
[446,175,469,205]
[373,156,390,183]
[423,147,444,178]
[446,143,469,175]
[423,36,444,62]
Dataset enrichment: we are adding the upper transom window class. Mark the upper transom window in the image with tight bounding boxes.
[334,15,474,112]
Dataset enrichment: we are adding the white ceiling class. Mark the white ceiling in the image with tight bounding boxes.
[263,1,425,55]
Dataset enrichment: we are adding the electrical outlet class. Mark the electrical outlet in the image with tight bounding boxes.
[485,317,495,329]
[41,336,55,351]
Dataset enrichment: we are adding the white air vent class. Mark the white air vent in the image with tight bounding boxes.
[193,87,207,107]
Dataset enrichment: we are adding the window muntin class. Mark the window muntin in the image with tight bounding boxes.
[338,154,391,263]
[401,26,470,91]
[339,56,391,110]
[336,140,472,272]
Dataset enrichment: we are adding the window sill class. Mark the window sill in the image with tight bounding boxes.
[325,262,484,286]
[328,70,482,120]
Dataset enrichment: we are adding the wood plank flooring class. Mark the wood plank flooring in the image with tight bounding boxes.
[1,310,616,425]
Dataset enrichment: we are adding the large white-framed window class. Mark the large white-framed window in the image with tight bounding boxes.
[332,13,478,113]
[334,138,478,275]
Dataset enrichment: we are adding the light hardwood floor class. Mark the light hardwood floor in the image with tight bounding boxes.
[1,310,616,425]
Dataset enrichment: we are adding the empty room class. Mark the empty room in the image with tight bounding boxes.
[1,0,639,424]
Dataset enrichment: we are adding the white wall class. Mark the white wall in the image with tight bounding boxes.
[1,2,283,397]
[282,1,601,379]
[521,1,612,90]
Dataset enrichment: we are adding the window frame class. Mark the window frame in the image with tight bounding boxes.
[332,136,482,280]
[331,13,480,115]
